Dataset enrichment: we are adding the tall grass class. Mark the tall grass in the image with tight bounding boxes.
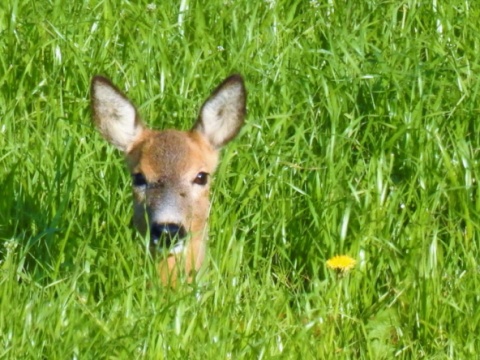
[1,0,479,358]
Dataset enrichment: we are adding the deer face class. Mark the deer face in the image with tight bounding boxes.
[90,75,246,284]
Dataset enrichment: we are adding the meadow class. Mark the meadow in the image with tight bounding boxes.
[1,0,479,358]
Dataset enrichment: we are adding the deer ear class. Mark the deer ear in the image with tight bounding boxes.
[192,74,246,149]
[90,76,144,152]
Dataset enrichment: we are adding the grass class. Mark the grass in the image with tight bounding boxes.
[1,0,479,358]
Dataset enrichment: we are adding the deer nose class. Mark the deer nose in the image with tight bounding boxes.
[150,223,187,249]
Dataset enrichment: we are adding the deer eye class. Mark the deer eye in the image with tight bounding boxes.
[193,172,209,186]
[132,173,147,187]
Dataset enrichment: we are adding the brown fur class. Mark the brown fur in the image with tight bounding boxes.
[91,75,246,285]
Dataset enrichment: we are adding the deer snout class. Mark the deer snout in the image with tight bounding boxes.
[150,223,187,253]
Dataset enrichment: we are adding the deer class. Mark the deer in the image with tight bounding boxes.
[90,74,246,285]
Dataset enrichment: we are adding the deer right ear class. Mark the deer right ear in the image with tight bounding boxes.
[193,74,246,149]
[90,76,144,152]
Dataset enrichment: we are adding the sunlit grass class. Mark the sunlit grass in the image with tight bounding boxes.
[1,0,479,358]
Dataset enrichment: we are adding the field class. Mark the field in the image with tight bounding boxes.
[1,0,479,358]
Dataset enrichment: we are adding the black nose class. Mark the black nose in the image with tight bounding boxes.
[150,223,187,249]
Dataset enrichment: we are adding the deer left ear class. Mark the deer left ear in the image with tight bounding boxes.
[192,74,246,149]
[91,76,145,153]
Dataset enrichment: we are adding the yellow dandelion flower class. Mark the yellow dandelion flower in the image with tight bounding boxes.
[326,255,356,273]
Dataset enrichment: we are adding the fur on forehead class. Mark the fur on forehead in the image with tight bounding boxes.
[126,129,219,179]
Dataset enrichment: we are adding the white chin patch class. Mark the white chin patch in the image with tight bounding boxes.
[169,242,185,255]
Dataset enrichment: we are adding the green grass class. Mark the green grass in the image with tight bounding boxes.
[1,0,479,358]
